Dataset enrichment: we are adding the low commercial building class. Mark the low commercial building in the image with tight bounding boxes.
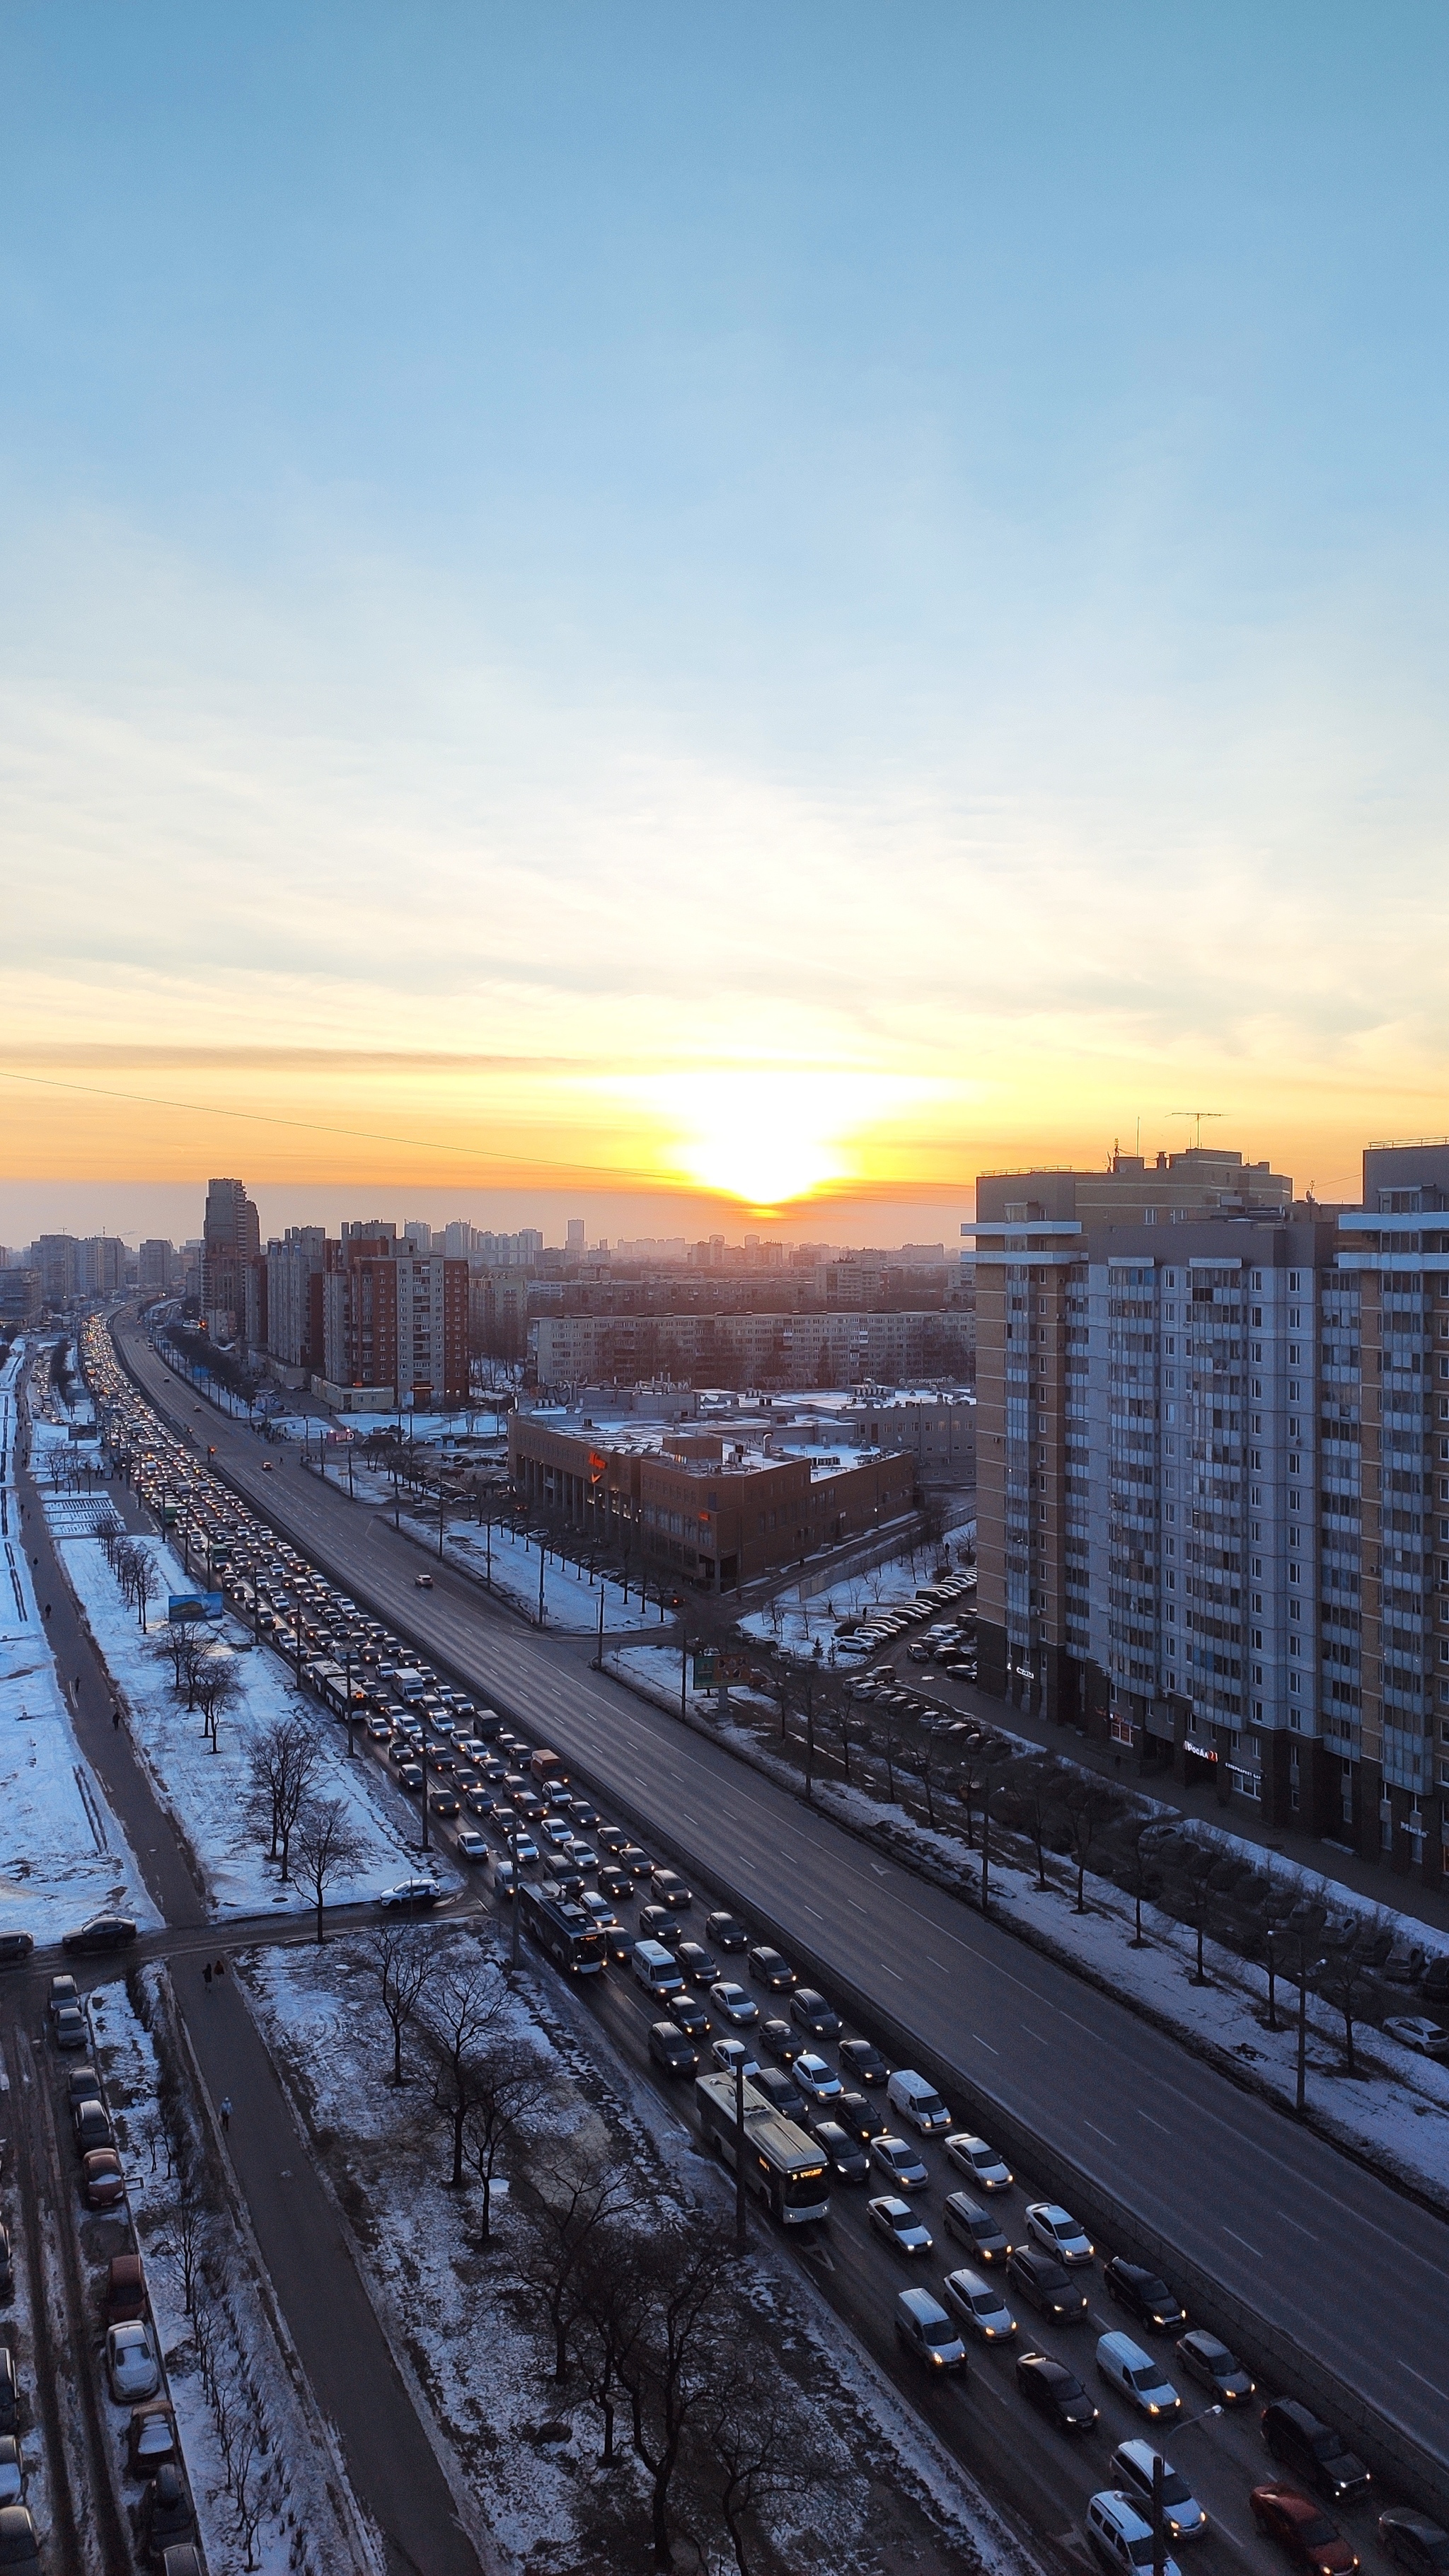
[508,1411,916,1591]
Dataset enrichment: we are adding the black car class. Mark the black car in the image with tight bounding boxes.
[605,1927,635,1968]
[838,2037,889,2086]
[760,2018,802,2064]
[651,1869,692,1910]
[598,1866,633,1902]
[751,2067,807,2123]
[62,1914,139,1955]
[836,2090,889,2144]
[1007,2245,1088,2321]
[1262,2401,1372,2505]
[0,1934,33,1967]
[674,1942,719,1985]
[1176,2330,1254,2404]
[0,2348,15,2435]
[706,1911,748,1952]
[748,1945,796,1991]
[648,2021,698,2075]
[0,2506,40,2575]
[142,2464,197,2558]
[638,1905,672,1942]
[1379,2516,1449,2576]
[790,1988,841,2038]
[670,1993,711,2040]
[1015,2350,1098,2432]
[1103,2257,1188,2332]
[944,2193,1011,2263]
[811,2120,871,2183]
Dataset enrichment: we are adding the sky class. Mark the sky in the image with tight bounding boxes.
[4,1,1449,1242]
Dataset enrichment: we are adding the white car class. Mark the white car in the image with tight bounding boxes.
[711,2037,761,2081]
[792,2053,843,2103]
[454,1828,488,1862]
[579,1891,616,1924]
[942,2265,1017,2342]
[378,1878,443,1912]
[1026,2201,1095,2265]
[1086,2489,1183,2576]
[106,2321,161,2403]
[870,2135,929,2190]
[710,1982,759,2026]
[567,1842,599,1873]
[1382,2016,1449,2059]
[541,1819,572,1849]
[945,2132,1013,2191]
[1096,2332,1180,2421]
[1111,2440,1207,2542]
[511,1834,540,1866]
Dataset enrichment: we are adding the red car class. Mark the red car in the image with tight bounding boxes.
[1252,2483,1360,2576]
[83,2148,126,2210]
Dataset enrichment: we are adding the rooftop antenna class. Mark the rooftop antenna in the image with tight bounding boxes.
[1170,1109,1222,1151]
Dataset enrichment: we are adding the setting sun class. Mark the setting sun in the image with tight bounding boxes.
[613,1070,929,1213]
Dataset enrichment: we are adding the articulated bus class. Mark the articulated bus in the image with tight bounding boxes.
[695,2072,829,2225]
[519,1880,607,1975]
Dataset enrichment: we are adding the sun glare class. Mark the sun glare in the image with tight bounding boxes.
[624,1070,918,1213]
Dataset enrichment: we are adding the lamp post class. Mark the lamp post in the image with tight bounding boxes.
[734,2055,748,2253]
[1296,1951,1327,2118]
[509,1823,521,1970]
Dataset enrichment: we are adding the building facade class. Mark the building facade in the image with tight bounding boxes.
[202,1178,260,1331]
[533,1305,973,1391]
[321,1236,469,1406]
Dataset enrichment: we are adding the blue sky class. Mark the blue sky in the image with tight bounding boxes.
[3,3,1448,1224]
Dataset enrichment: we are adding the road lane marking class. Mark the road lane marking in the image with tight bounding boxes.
[1276,2212,1319,2241]
[847,1899,867,1913]
[1083,2121,1116,2145]
[1022,2026,1049,2043]
[1136,2110,1169,2133]
[925,1955,948,1971]
[880,1963,904,1980]
[973,2033,999,2053]
[1223,2228,1262,2258]
[1399,2363,1449,2402]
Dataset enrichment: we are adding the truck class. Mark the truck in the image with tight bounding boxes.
[694,2072,829,2226]
[519,1879,606,1976]
[529,1747,565,1788]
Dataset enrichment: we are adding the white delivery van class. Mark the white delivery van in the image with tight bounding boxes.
[887,2069,952,2134]
[632,1939,684,1997]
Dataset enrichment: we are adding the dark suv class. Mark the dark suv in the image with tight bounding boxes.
[1262,2400,1372,2505]
[1103,2257,1188,2332]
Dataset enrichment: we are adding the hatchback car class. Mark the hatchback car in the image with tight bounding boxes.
[1382,2017,1449,2060]
[710,1981,758,2026]
[838,2037,889,2086]
[651,1869,692,1908]
[62,1913,139,1954]
[1104,2258,1188,2332]
[649,2021,698,2075]
[1262,2402,1370,2506]
[1016,2350,1098,2433]
[1085,2488,1184,2576]
[1252,2484,1361,2576]
[945,2193,1012,2262]
[792,2053,842,2103]
[942,2268,1017,2342]
[1378,2514,1449,2576]
[107,2321,161,2403]
[73,2098,114,2155]
[1008,2246,1089,2321]
[1112,2442,1207,2542]
[1097,2332,1179,2420]
[790,1988,841,2038]
[674,1941,718,1985]
[455,1827,489,1862]
[871,2135,929,2190]
[83,2149,126,2210]
[142,2464,197,2558]
[1174,2330,1254,2405]
[670,1993,711,2041]
[945,2132,1013,2192]
[751,2067,808,2122]
[760,2017,802,2064]
[710,2037,761,2080]
[706,1911,748,1952]
[836,2090,889,2144]
[1027,2202,1095,2265]
[748,1945,796,1991]
[0,1936,33,1968]
[53,2003,87,2050]
[867,2196,933,2256]
[811,2122,871,2183]
[127,2403,178,2477]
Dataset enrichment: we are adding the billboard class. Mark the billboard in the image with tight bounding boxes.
[168,1592,224,1624]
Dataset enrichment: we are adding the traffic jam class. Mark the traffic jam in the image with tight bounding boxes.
[81,1315,1442,2576]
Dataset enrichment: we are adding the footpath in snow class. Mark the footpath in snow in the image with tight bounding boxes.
[0,1352,158,1942]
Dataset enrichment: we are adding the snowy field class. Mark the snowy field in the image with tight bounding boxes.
[606,1642,1449,2205]
[243,1927,1029,2576]
[0,1357,158,1943]
[329,1457,667,1634]
[60,1527,454,1919]
[93,1970,364,2576]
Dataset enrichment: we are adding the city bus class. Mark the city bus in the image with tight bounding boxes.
[519,1879,607,1975]
[695,2072,829,2226]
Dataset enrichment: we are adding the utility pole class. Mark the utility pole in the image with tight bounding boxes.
[345,1650,357,1757]
[734,2055,748,2253]
[1151,2450,1165,2576]
[294,1598,304,1685]
[420,1742,431,1854]
[485,1501,492,1590]
[980,1789,991,1916]
[438,1484,446,1560]
[680,1634,688,1721]
[537,1540,545,1627]
[509,1824,521,1970]
[594,1582,605,1673]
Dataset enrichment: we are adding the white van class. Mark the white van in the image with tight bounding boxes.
[1096,2333,1181,2420]
[894,2287,969,2373]
[632,1939,684,1998]
[887,2069,951,2135]
[1085,2490,1182,2576]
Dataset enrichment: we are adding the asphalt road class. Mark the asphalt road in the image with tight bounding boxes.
[13,1374,490,2576]
[117,1322,1449,2484]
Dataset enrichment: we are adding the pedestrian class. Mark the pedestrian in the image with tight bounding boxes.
[112,1704,121,1731]
[214,1958,226,1982]
[43,1602,51,1619]
[202,1962,212,1990]
[219,2096,231,2133]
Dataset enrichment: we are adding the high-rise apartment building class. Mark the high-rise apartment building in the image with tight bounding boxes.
[969,1140,1449,1885]
[202,1178,260,1328]
[139,1240,175,1293]
[78,1235,127,1297]
[265,1228,329,1373]
[321,1235,469,1406]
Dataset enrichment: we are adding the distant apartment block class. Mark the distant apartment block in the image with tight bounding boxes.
[139,1240,175,1293]
[533,1306,973,1391]
[321,1234,468,1408]
[202,1177,260,1329]
[0,1270,41,1324]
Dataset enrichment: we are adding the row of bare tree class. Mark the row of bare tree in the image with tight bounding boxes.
[99,1518,158,1625]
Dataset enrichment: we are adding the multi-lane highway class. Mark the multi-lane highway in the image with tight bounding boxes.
[114,1315,1449,2495]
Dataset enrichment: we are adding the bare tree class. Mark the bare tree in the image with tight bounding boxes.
[158,2187,208,2317]
[1056,1772,1123,1913]
[1002,1754,1068,1890]
[194,1652,243,1752]
[1172,1832,1226,1985]
[292,1795,366,1942]
[245,1715,320,1881]
[577,2224,650,2466]
[132,1548,158,1630]
[1254,1869,1305,2031]
[364,1922,432,2085]
[459,2040,550,2234]
[422,1952,516,2193]
[520,2161,635,2381]
[953,1744,987,1849]
[616,2218,736,2570]
[1118,1809,1168,1948]
[707,2344,812,2576]
[1319,1911,1387,2078]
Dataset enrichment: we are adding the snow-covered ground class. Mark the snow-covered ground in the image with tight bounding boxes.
[606,1641,1449,2205]
[93,1970,364,2576]
[739,1546,961,1658]
[57,1525,454,1919]
[0,1353,158,1943]
[327,1457,667,1634]
[243,1929,1028,2576]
